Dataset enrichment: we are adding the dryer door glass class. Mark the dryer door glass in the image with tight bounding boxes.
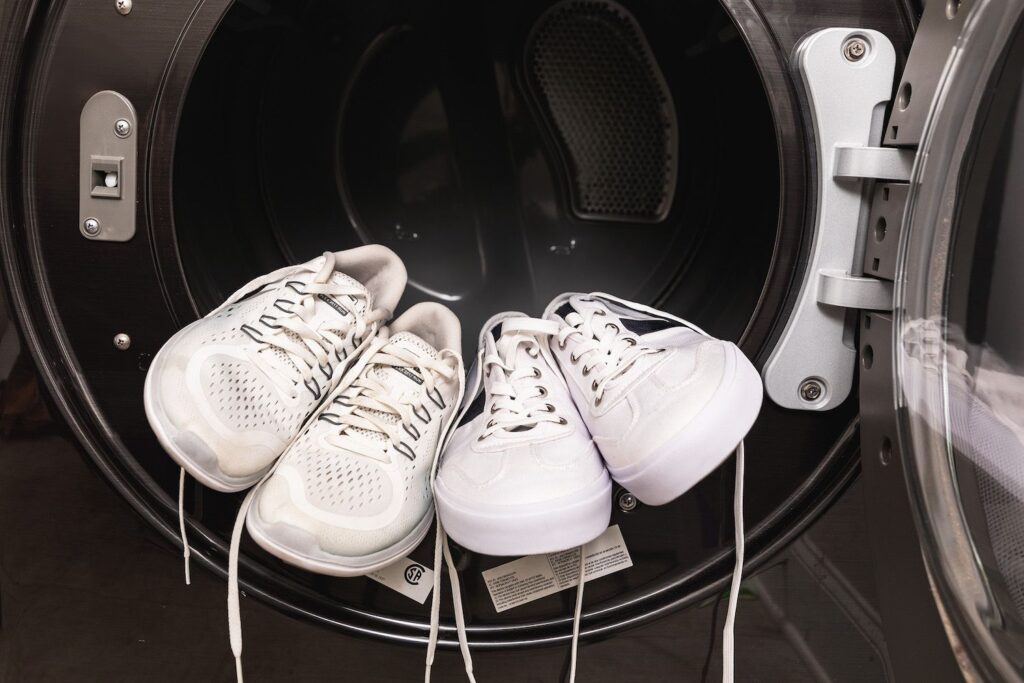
[898,1,1024,678]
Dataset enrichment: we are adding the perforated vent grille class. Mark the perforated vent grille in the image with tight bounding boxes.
[525,0,676,222]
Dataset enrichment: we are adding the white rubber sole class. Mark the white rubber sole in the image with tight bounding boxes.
[435,470,613,556]
[607,343,763,505]
[143,323,267,493]
[245,500,435,577]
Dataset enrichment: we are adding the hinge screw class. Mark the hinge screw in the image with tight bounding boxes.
[114,118,132,138]
[113,333,131,351]
[83,217,100,236]
[115,0,132,15]
[843,37,868,62]
[799,378,824,403]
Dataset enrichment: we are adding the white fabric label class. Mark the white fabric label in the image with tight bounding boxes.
[367,557,434,604]
[481,525,633,613]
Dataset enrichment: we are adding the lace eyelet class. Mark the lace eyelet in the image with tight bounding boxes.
[626,338,637,346]
[544,403,555,412]
[527,347,540,358]
[605,323,619,334]
[570,353,580,364]
[490,404,499,414]
[595,396,603,407]
[582,365,591,376]
[557,417,568,425]
[591,380,599,391]
[532,367,542,379]
[477,435,487,442]
[594,309,606,316]
[558,339,567,350]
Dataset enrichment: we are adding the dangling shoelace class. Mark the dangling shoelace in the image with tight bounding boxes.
[479,318,565,439]
[722,440,745,683]
[225,332,464,683]
[555,308,662,406]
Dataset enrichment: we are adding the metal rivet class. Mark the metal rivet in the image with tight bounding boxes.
[617,491,638,513]
[115,0,132,15]
[83,217,100,236]
[113,333,131,351]
[799,378,824,403]
[842,37,868,62]
[114,118,132,137]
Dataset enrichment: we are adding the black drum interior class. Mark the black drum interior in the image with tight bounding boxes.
[174,0,779,355]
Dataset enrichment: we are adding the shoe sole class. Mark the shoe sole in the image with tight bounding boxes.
[606,343,763,506]
[245,499,436,577]
[435,470,612,556]
[143,321,267,493]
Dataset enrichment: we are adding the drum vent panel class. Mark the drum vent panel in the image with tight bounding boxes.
[525,0,678,223]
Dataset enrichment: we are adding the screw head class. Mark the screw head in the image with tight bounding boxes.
[114,118,132,137]
[83,217,100,236]
[799,379,824,403]
[617,490,638,513]
[113,333,131,351]
[843,37,868,62]
[115,0,132,15]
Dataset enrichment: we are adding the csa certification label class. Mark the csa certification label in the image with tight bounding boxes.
[481,525,633,613]
[368,556,435,604]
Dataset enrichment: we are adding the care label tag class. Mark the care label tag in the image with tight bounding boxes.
[481,525,633,613]
[367,557,434,604]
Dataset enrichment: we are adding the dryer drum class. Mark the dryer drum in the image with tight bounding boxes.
[0,0,912,648]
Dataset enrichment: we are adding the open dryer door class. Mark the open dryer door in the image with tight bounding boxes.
[859,0,1024,680]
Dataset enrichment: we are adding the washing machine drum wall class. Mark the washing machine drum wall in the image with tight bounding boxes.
[1,0,906,648]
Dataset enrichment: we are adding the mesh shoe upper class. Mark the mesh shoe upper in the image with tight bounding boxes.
[145,247,405,489]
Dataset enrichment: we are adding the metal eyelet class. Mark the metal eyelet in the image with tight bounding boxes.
[595,396,603,407]
[487,419,496,428]
[532,367,542,379]
[557,417,568,425]
[490,404,499,414]
[570,353,580,364]
[626,338,637,346]
[594,309,606,316]
[537,386,548,397]
[527,346,540,358]
[605,323,619,334]
[591,380,599,391]
[582,365,591,376]
[558,339,567,350]
[544,403,555,412]
[477,435,487,442]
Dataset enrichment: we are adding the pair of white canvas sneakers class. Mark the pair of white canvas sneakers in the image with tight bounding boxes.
[436,297,763,557]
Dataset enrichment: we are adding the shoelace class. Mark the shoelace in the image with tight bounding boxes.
[254,252,389,399]
[723,440,745,683]
[555,307,661,405]
[319,343,460,460]
[225,332,465,683]
[479,318,566,439]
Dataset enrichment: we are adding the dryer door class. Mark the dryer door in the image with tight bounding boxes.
[860,0,1024,680]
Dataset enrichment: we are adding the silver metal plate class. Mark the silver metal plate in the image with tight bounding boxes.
[79,91,137,242]
[762,28,896,411]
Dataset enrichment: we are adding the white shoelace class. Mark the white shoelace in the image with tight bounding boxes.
[253,251,389,398]
[225,332,464,683]
[178,467,191,585]
[479,318,565,439]
[555,308,662,406]
[722,440,745,683]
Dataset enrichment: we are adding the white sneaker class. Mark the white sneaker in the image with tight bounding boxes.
[245,302,464,576]
[544,292,762,505]
[435,314,611,556]
[144,246,406,492]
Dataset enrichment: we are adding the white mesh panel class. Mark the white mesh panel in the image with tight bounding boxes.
[201,358,301,439]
